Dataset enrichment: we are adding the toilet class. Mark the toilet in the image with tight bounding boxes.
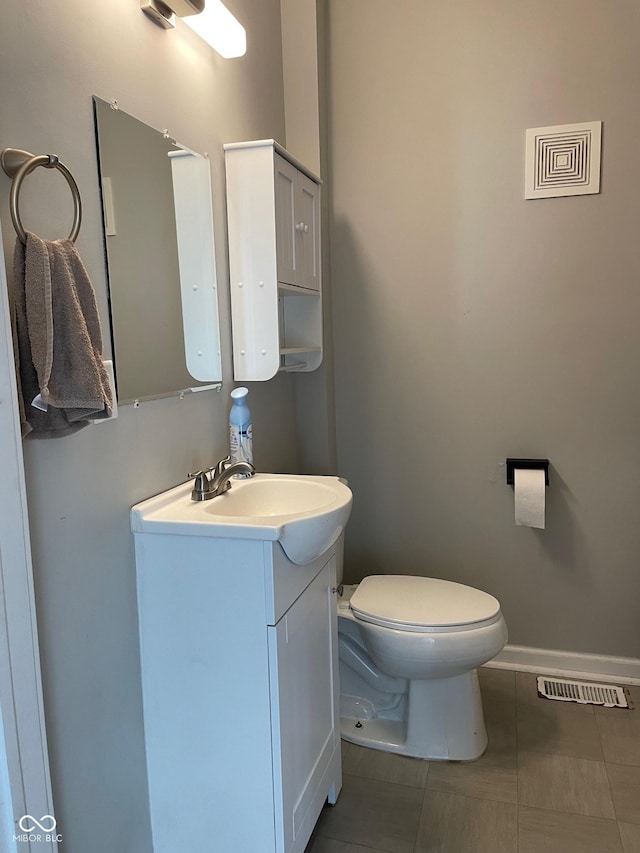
[337,575,508,761]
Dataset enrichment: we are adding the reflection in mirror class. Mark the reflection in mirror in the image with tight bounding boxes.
[93,96,222,404]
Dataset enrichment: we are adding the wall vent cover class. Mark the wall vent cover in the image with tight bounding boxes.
[525,121,602,199]
[537,676,629,708]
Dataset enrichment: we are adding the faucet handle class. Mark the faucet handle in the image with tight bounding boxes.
[213,455,231,478]
[188,469,212,501]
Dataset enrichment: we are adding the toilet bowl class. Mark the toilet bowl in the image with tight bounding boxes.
[338,575,508,761]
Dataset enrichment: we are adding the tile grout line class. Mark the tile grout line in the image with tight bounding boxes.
[614,813,626,853]
[411,759,432,853]
[598,755,627,853]
[603,760,619,823]
[423,782,517,809]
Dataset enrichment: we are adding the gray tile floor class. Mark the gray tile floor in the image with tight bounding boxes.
[306,668,640,853]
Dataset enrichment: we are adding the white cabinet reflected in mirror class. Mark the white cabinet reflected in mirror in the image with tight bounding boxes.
[93,96,222,404]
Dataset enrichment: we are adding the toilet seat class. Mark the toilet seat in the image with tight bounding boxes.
[349,575,502,633]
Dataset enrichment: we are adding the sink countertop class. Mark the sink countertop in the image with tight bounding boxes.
[131,472,353,565]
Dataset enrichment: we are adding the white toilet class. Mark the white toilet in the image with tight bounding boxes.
[338,575,508,761]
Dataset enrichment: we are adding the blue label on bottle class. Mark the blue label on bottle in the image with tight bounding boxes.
[230,423,253,466]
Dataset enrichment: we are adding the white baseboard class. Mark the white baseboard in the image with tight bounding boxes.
[484,644,640,686]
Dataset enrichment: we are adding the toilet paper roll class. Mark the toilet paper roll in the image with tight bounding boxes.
[514,467,545,529]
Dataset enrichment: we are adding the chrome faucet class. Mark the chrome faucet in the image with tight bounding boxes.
[189,456,255,501]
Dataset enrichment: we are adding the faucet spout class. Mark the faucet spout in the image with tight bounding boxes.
[210,460,255,497]
[189,458,255,501]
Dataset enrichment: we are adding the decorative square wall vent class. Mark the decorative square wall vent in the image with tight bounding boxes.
[525,121,602,199]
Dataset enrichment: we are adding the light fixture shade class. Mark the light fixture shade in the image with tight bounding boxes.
[183,0,247,58]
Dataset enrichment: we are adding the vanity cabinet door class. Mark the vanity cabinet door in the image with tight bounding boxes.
[268,558,340,853]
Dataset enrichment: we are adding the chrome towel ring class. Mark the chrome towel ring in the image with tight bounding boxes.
[1,147,82,244]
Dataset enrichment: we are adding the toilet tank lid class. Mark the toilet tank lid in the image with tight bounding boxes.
[350,575,501,629]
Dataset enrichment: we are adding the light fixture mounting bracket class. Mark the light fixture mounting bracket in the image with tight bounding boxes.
[141,0,205,29]
[141,0,175,29]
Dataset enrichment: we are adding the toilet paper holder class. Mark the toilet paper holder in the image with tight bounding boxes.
[506,458,549,486]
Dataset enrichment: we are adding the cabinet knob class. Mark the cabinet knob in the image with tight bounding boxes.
[296,221,305,232]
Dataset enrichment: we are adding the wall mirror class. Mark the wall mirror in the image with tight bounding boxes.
[92,96,222,404]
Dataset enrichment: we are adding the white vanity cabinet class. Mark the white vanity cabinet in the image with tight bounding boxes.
[224,140,322,380]
[134,530,342,853]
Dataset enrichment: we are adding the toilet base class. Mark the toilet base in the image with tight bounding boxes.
[340,669,488,761]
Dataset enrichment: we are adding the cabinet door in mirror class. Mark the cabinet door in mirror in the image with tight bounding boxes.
[93,97,222,403]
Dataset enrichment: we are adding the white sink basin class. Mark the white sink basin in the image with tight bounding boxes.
[131,473,352,565]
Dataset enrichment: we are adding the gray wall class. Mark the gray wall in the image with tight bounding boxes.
[327,0,640,659]
[288,0,338,476]
[0,1,298,850]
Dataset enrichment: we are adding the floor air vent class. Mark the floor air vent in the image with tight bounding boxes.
[537,676,629,708]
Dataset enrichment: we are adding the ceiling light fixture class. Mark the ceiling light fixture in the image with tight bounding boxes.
[141,0,246,58]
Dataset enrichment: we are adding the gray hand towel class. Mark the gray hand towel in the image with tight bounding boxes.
[13,232,113,438]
